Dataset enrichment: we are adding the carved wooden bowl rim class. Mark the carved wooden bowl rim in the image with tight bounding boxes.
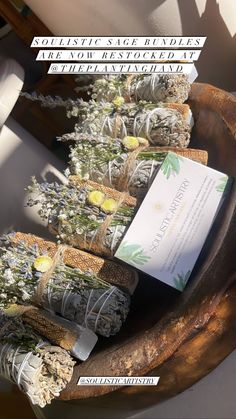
[59,83,236,406]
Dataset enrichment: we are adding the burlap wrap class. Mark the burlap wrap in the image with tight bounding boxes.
[11,232,138,294]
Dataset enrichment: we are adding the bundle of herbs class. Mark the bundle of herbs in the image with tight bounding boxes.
[27,177,137,258]
[71,99,193,148]
[0,314,75,407]
[21,92,192,147]
[89,74,190,103]
[61,132,208,198]
[0,234,130,337]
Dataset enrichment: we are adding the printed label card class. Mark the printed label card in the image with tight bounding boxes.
[115,152,229,291]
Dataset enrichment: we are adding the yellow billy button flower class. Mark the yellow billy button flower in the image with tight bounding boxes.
[87,190,105,207]
[112,96,125,108]
[4,304,32,317]
[122,136,140,150]
[101,198,118,213]
[33,255,53,273]
[137,137,149,147]
[4,304,19,317]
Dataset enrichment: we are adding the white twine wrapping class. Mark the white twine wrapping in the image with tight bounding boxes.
[0,337,46,391]
[83,286,117,333]
[133,108,159,143]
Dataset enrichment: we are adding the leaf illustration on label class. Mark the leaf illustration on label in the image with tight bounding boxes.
[216,176,228,193]
[116,242,150,266]
[173,270,191,291]
[161,153,183,179]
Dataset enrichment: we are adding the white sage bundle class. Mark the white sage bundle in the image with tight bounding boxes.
[91,74,190,104]
[0,234,131,337]
[0,315,74,407]
[61,133,208,199]
[76,101,193,148]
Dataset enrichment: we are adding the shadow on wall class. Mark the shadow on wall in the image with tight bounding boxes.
[177,0,236,90]
[122,0,236,90]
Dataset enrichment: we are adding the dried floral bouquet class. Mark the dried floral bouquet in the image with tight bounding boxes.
[61,132,208,198]
[88,73,191,104]
[0,234,130,337]
[22,93,192,148]
[67,99,193,148]
[27,177,137,258]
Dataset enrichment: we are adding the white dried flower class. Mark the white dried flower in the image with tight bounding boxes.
[64,168,70,177]
[3,268,14,282]
[75,162,81,172]
[5,278,15,286]
[58,214,67,221]
[21,289,30,301]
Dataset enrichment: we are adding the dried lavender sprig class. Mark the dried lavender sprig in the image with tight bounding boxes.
[0,314,74,407]
[20,91,86,118]
[0,234,130,336]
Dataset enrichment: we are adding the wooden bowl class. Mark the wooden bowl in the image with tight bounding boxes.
[59,83,236,409]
